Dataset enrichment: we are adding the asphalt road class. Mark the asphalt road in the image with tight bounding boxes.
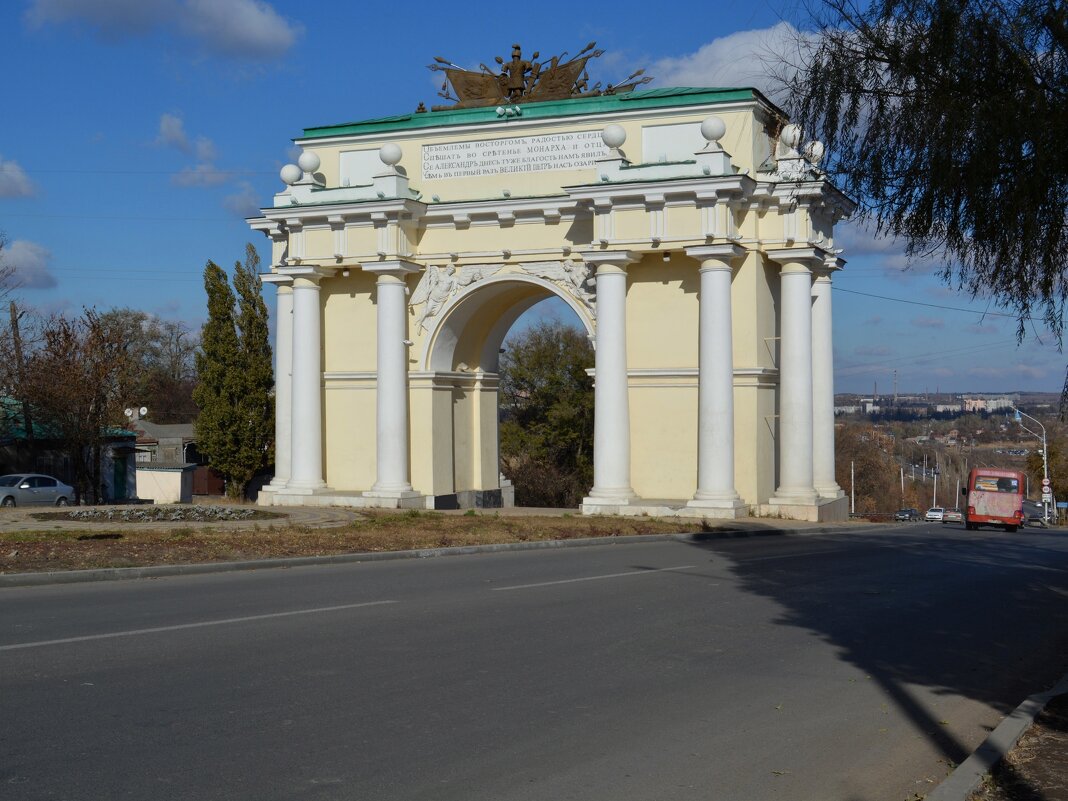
[3,523,1068,801]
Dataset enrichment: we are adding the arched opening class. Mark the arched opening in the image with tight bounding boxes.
[498,297,595,508]
[417,276,593,509]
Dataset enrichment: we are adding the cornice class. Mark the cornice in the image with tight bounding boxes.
[564,173,755,206]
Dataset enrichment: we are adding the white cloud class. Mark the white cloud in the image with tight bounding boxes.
[25,0,175,36]
[156,112,190,152]
[180,0,301,58]
[195,136,217,162]
[836,222,942,280]
[156,113,225,187]
[0,156,36,198]
[223,182,262,218]
[6,240,58,289]
[25,0,300,59]
[173,163,228,187]
[649,22,808,97]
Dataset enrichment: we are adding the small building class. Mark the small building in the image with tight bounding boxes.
[0,398,137,502]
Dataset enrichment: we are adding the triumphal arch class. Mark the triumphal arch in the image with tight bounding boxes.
[249,44,854,521]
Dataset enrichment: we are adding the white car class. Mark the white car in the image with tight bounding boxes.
[925,507,945,522]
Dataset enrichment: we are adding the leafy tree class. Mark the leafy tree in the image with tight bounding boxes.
[787,0,1068,386]
[96,309,198,423]
[193,246,274,499]
[498,320,594,507]
[18,310,134,502]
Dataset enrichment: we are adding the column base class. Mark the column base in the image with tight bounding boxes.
[581,487,638,514]
[770,486,819,505]
[283,479,328,495]
[815,484,845,500]
[583,486,637,502]
[366,485,420,500]
[760,495,849,522]
[686,496,747,519]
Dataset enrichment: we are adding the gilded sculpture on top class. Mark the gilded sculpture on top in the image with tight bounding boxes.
[428,42,651,111]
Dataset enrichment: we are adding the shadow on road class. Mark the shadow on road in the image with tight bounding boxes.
[679,527,1068,791]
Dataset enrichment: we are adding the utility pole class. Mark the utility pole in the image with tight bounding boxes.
[933,456,938,508]
[851,460,855,515]
[893,369,898,404]
[1013,406,1050,523]
[8,301,34,464]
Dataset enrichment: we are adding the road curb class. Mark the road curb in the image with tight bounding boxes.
[0,524,864,588]
[927,670,1068,800]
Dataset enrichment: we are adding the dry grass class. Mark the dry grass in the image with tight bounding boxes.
[0,509,711,574]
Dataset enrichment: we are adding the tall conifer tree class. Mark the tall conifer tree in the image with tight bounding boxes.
[193,248,273,499]
[232,244,274,491]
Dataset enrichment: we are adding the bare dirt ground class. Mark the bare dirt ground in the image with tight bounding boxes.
[968,693,1068,801]
[0,505,721,574]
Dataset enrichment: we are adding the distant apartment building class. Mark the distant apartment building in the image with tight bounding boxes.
[963,395,1016,413]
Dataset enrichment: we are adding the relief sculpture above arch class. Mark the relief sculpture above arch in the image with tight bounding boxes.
[409,260,596,331]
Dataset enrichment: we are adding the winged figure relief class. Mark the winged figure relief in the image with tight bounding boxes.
[410,264,505,331]
[518,260,596,312]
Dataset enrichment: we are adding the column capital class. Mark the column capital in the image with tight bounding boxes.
[579,249,640,273]
[766,246,828,272]
[686,243,746,269]
[362,258,422,276]
[813,254,846,279]
[278,265,335,285]
[260,272,293,288]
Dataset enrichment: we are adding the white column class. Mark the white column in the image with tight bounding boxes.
[812,261,844,498]
[367,263,419,497]
[687,245,745,514]
[287,270,327,491]
[768,249,819,505]
[583,250,638,504]
[262,276,293,490]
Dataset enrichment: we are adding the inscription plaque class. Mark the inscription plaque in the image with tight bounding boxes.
[422,131,610,180]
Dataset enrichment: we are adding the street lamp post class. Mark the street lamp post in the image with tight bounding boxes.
[1013,406,1050,523]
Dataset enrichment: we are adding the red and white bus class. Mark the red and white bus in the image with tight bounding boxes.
[962,468,1026,532]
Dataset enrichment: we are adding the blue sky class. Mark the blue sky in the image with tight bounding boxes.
[2,0,1062,395]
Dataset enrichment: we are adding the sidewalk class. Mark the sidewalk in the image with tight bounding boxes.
[929,674,1068,801]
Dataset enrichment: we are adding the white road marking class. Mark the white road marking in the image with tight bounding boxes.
[0,600,398,651]
[491,565,698,591]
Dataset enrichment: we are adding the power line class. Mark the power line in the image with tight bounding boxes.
[833,286,1049,322]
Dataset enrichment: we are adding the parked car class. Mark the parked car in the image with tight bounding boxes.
[925,507,945,522]
[894,508,920,521]
[942,508,963,524]
[0,474,74,507]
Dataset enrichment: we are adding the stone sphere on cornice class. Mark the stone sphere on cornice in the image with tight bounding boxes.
[780,123,802,149]
[280,164,302,185]
[700,116,726,143]
[601,124,627,149]
[804,140,825,165]
[298,150,321,173]
[380,143,403,166]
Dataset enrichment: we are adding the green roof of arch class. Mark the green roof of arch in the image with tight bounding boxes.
[298,87,775,140]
